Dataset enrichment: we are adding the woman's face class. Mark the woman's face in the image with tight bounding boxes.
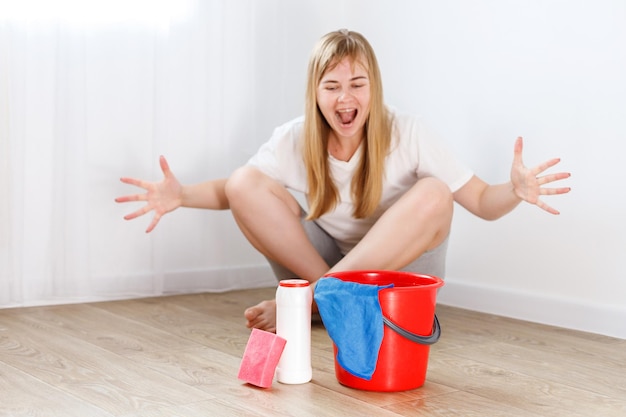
[316,57,371,142]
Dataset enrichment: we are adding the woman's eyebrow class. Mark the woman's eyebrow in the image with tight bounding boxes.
[321,76,368,84]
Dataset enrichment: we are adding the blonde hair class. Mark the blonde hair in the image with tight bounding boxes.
[303,29,391,220]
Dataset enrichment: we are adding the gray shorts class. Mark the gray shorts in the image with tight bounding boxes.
[267,212,448,281]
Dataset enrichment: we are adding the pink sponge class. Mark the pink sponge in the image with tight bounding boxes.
[238,328,287,388]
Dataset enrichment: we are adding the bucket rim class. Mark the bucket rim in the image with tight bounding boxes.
[323,269,444,290]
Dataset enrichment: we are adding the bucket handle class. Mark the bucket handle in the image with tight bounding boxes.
[382,314,441,345]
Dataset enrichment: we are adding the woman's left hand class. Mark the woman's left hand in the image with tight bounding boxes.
[511,137,571,215]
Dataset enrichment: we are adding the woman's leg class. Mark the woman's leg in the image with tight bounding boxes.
[267,210,343,281]
[225,166,332,331]
[226,166,332,280]
[329,177,453,275]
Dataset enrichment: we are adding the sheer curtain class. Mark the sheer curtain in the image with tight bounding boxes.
[0,0,318,307]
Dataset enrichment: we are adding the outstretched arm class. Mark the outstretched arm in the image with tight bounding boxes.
[453,137,571,220]
[115,155,229,232]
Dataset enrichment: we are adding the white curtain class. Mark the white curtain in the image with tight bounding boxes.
[0,0,320,307]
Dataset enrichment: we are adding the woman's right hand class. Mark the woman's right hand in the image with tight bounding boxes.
[115,155,183,233]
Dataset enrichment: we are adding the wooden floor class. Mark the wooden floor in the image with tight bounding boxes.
[1,287,625,417]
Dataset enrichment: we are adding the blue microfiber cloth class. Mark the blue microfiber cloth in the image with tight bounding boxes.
[314,277,393,380]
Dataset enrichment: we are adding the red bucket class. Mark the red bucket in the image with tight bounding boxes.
[324,270,444,392]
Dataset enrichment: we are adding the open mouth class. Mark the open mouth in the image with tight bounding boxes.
[336,108,357,126]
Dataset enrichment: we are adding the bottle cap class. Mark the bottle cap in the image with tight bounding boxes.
[279,279,310,288]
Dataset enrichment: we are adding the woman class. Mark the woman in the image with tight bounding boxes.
[116,29,570,332]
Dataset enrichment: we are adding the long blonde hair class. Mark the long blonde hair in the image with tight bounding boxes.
[303,29,391,220]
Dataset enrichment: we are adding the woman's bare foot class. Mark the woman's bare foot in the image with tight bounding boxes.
[244,299,277,332]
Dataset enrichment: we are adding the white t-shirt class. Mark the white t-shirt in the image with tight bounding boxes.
[247,108,474,254]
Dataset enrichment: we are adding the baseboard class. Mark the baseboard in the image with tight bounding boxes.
[8,265,278,309]
[162,264,277,294]
[437,278,626,340]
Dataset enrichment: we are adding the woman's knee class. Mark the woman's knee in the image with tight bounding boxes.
[225,166,300,215]
[407,178,454,248]
[411,177,454,218]
[225,166,261,199]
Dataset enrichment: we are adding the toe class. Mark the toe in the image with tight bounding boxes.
[243,300,277,332]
